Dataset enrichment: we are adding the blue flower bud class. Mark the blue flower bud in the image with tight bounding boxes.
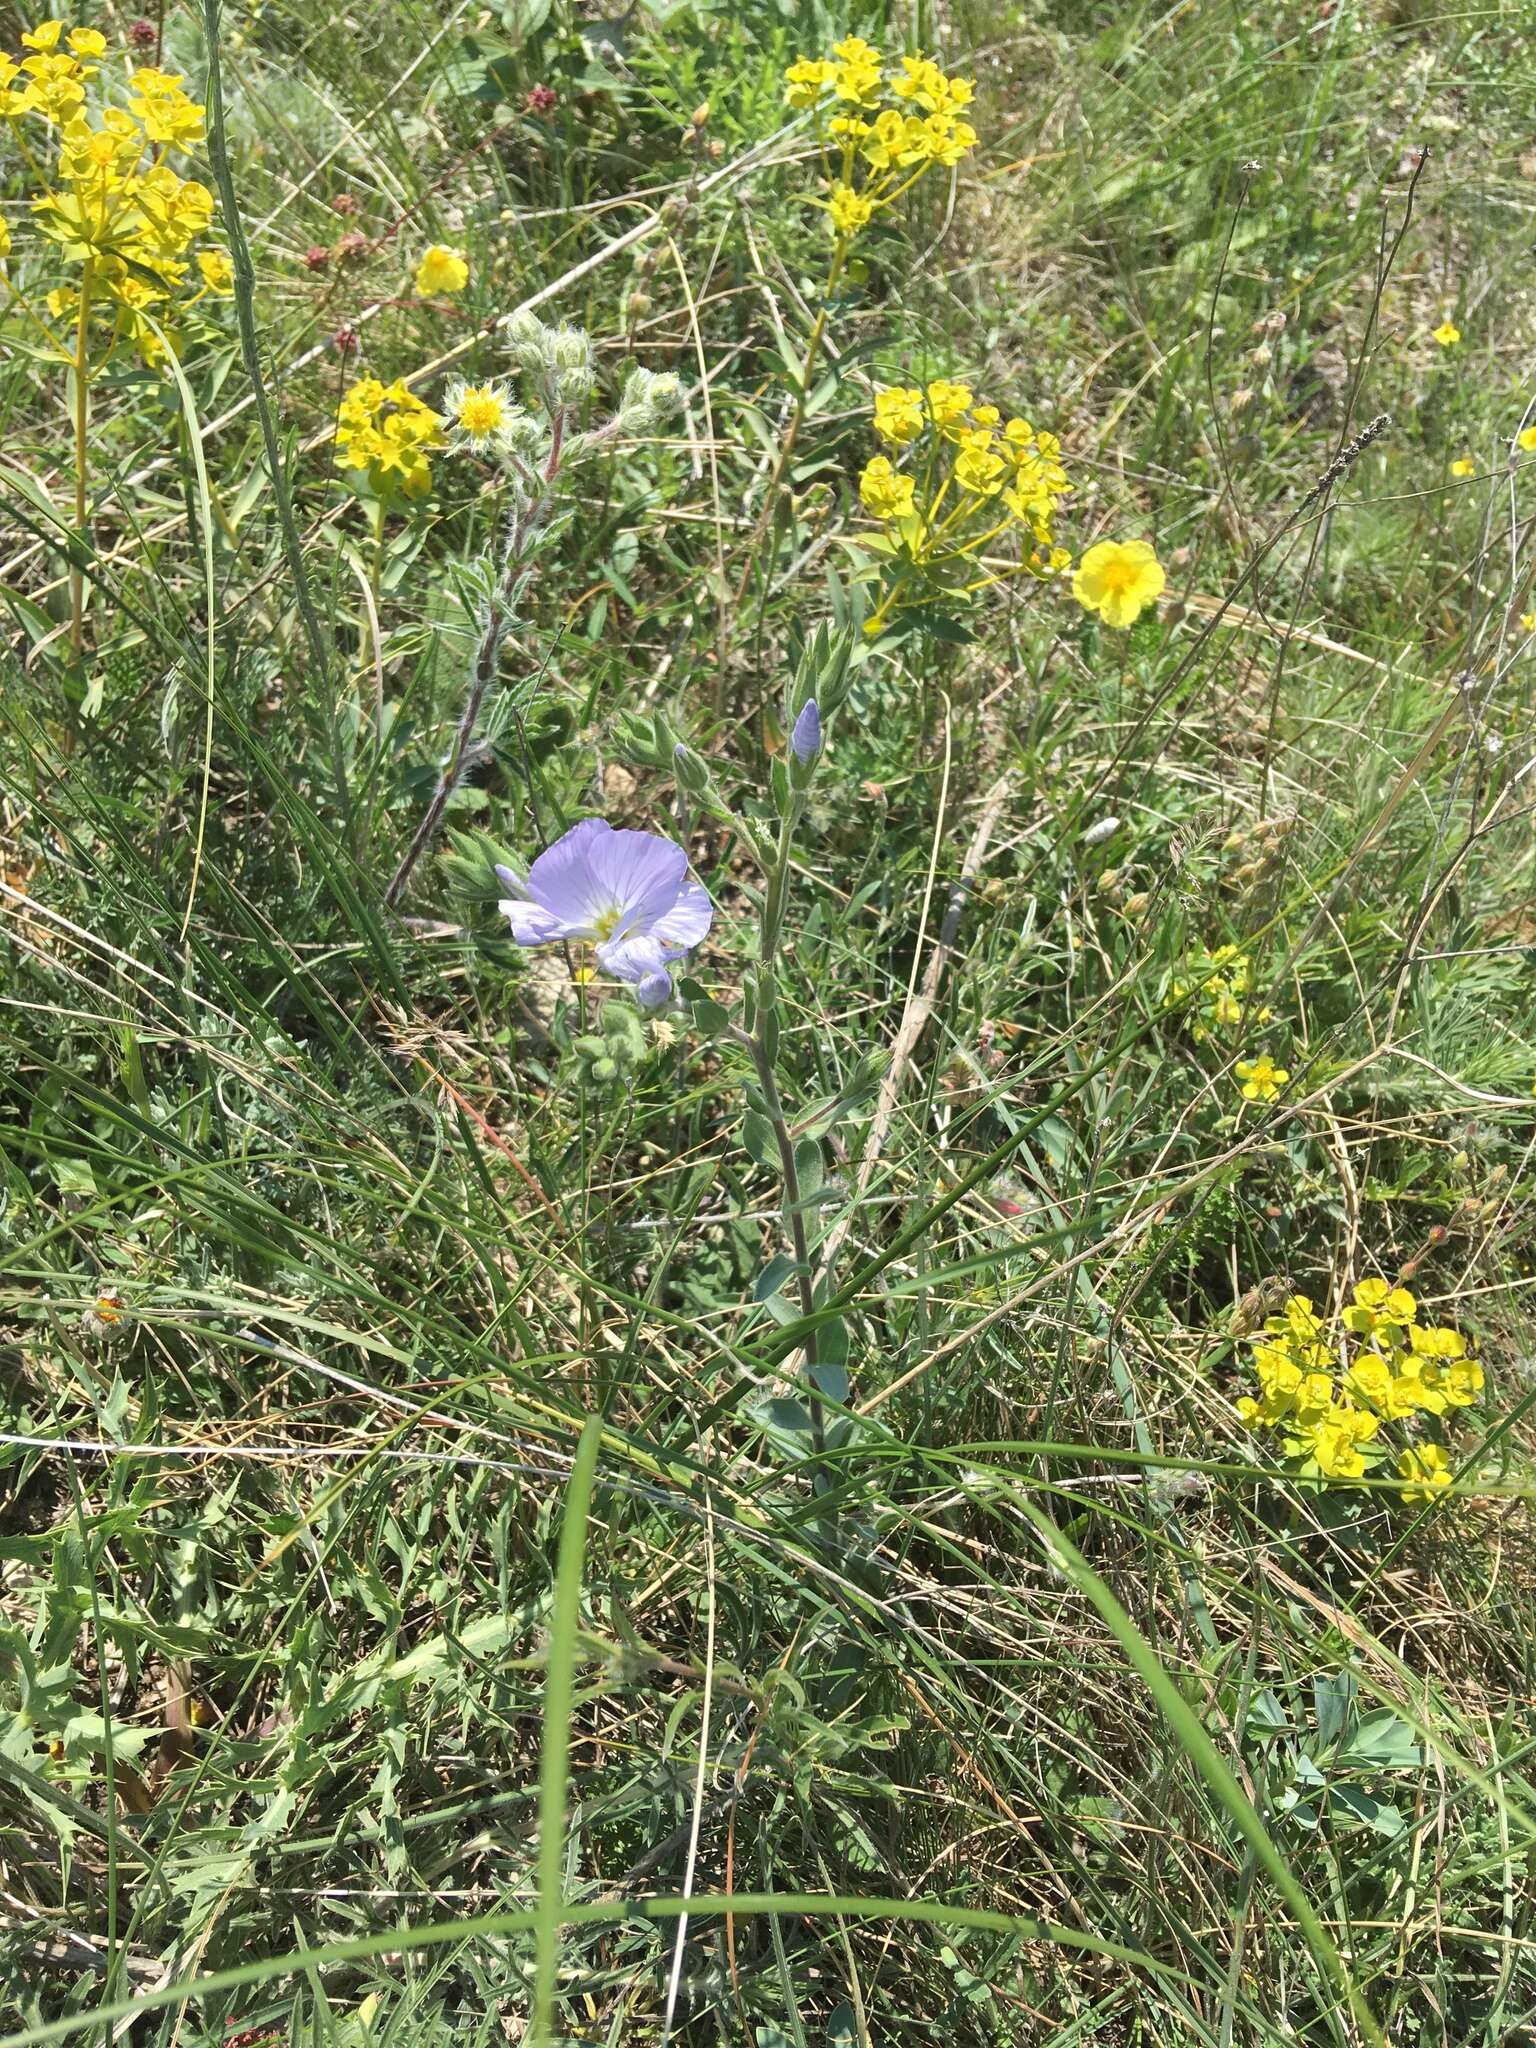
[637,968,673,1011]
[790,699,822,767]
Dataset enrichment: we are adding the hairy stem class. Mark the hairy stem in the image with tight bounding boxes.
[384,414,571,906]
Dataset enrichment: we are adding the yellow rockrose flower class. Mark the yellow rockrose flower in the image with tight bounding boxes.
[1072,537,1166,629]
[414,244,469,295]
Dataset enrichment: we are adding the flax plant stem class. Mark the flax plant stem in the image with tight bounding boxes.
[732,798,828,1476]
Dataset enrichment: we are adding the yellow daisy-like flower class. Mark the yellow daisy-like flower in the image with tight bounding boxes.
[1234,1053,1288,1103]
[1431,319,1461,347]
[1398,1442,1452,1503]
[1072,538,1166,629]
[414,244,469,296]
[1449,456,1475,477]
[1519,425,1536,453]
[858,454,916,522]
[872,386,925,446]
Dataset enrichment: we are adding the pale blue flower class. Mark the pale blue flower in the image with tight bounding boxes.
[496,818,712,1008]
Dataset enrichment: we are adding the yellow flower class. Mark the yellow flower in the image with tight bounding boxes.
[826,183,873,237]
[0,216,9,260]
[453,383,506,436]
[197,248,233,294]
[1072,538,1165,629]
[872,385,925,445]
[128,66,205,145]
[858,454,916,522]
[21,20,65,53]
[1350,1277,1416,1326]
[66,27,105,58]
[335,376,443,498]
[830,35,883,105]
[1449,456,1474,477]
[1519,425,1536,453]
[414,244,469,295]
[445,376,524,454]
[924,379,973,437]
[783,57,835,109]
[1431,319,1461,347]
[952,429,1007,498]
[1398,1442,1452,1504]
[1234,1053,1288,1103]
[1521,612,1536,633]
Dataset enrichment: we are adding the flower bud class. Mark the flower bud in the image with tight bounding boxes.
[789,698,821,767]
[673,741,712,797]
[637,968,673,1011]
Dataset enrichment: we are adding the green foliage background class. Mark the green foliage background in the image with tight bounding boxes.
[3,0,1536,2042]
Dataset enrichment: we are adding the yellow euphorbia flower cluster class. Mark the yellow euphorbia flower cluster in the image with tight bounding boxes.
[783,40,978,244]
[334,377,443,500]
[1237,1282,1483,1497]
[857,381,1071,630]
[1171,945,1270,1042]
[2,23,230,365]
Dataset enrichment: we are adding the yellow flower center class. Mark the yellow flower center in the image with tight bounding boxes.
[592,905,622,941]
[458,389,504,435]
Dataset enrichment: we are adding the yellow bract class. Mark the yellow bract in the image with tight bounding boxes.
[335,377,443,500]
[855,381,1073,632]
[1236,1281,1482,1501]
[1072,537,1165,629]
[783,41,978,244]
[2,24,227,366]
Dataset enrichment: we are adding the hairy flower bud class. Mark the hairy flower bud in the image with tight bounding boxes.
[618,366,683,434]
[673,741,712,797]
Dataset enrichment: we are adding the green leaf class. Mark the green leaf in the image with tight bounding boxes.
[742,1109,779,1171]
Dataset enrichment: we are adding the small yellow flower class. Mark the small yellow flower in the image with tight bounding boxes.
[952,429,1007,498]
[0,216,10,261]
[924,379,973,437]
[1397,1442,1452,1504]
[858,454,916,522]
[414,244,469,295]
[872,386,925,446]
[197,248,233,294]
[826,183,873,237]
[1520,612,1536,633]
[1519,425,1536,453]
[66,27,105,58]
[1234,1054,1288,1103]
[1431,319,1461,347]
[20,20,65,53]
[1449,456,1475,477]
[1072,538,1165,629]
[783,56,835,109]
